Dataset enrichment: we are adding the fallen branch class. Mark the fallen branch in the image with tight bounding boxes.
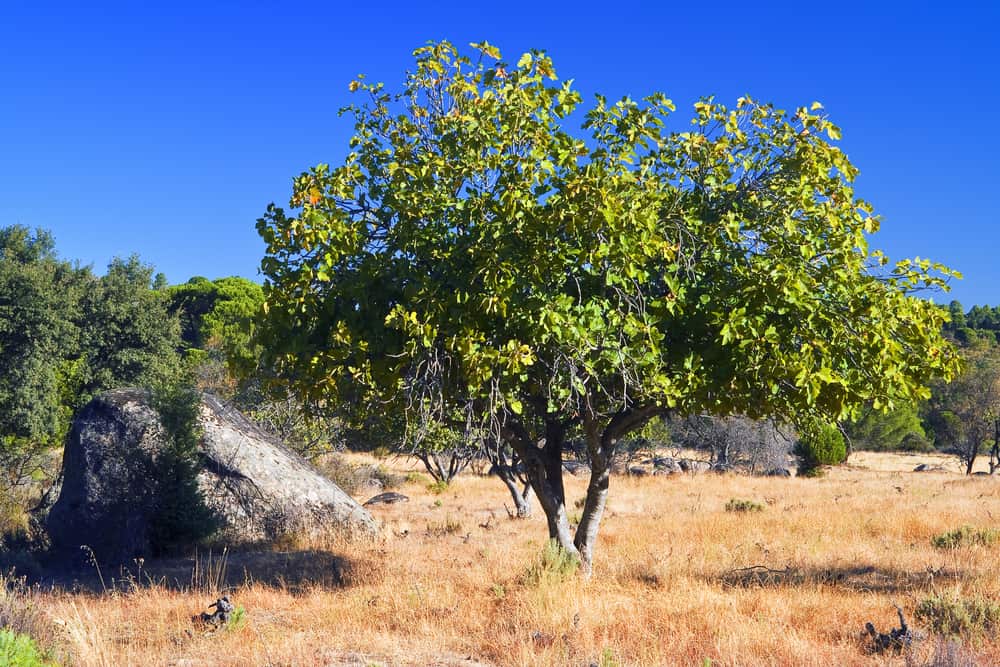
[865,604,913,654]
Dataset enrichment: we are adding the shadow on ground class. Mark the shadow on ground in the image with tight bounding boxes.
[34,548,353,594]
[718,563,962,593]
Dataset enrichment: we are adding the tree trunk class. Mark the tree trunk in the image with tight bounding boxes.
[504,405,662,577]
[966,450,976,475]
[573,443,609,574]
[509,421,578,557]
[495,465,533,517]
[572,406,618,575]
[991,419,999,475]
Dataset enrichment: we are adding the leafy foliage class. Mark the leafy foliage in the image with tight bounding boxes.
[845,402,932,452]
[0,629,54,667]
[166,275,263,372]
[78,255,183,400]
[931,525,999,549]
[795,420,847,473]
[916,593,1000,638]
[148,381,219,554]
[251,40,958,567]
[0,228,185,501]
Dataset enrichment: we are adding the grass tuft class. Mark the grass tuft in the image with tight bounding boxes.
[523,539,580,586]
[932,525,999,549]
[725,498,764,513]
[915,592,1000,638]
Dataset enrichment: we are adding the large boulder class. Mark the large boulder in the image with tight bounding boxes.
[48,389,376,564]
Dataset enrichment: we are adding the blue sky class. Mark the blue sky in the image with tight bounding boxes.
[2,1,997,305]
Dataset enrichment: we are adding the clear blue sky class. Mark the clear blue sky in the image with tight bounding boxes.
[2,1,997,305]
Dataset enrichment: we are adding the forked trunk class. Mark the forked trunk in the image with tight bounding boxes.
[504,406,661,576]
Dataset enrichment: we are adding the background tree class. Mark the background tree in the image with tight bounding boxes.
[670,415,792,472]
[0,227,88,494]
[166,276,349,461]
[0,228,189,530]
[844,402,932,452]
[254,41,960,572]
[925,351,1000,474]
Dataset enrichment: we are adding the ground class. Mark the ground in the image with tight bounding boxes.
[19,451,1000,666]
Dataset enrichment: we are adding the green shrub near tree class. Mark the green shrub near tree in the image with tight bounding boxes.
[795,420,847,474]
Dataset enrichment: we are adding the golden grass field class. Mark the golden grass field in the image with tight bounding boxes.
[22,450,1000,666]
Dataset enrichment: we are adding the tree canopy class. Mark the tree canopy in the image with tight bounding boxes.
[254,41,960,570]
[0,228,186,494]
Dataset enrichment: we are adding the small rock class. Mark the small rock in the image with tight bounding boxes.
[678,459,711,474]
[652,457,682,473]
[363,492,409,507]
[562,461,591,477]
[628,466,649,477]
[761,467,791,477]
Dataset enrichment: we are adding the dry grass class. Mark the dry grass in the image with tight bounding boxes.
[25,453,1000,666]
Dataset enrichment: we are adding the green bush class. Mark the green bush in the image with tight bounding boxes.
[427,480,449,495]
[932,525,999,549]
[725,498,764,513]
[915,592,1000,638]
[523,540,580,586]
[149,382,220,554]
[795,420,847,474]
[225,604,247,633]
[0,629,54,667]
[404,471,431,486]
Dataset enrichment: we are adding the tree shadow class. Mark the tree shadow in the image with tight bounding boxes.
[35,548,355,594]
[717,563,962,593]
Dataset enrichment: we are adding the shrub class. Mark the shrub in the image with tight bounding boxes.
[598,647,620,667]
[149,382,220,554]
[523,540,580,586]
[0,629,54,667]
[795,420,847,474]
[915,593,1000,638]
[725,498,764,513]
[427,480,449,495]
[426,517,463,537]
[0,488,30,540]
[932,525,999,549]
[404,471,431,486]
[225,604,247,633]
